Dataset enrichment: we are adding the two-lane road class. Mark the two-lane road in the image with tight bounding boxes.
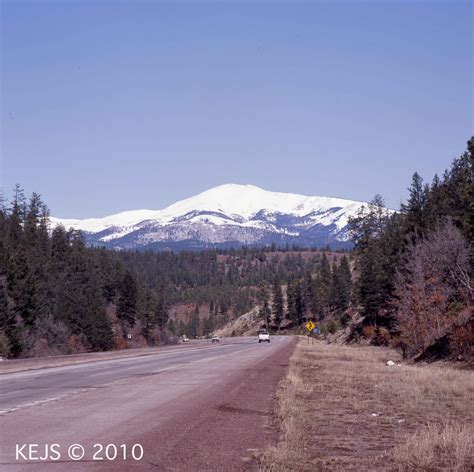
[0,336,295,471]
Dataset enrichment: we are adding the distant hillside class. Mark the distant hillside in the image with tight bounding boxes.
[0,188,351,360]
[116,247,351,339]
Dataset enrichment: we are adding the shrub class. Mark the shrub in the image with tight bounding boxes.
[0,331,11,357]
[338,312,351,327]
[393,220,472,358]
[372,327,391,346]
[326,319,340,334]
[361,325,376,340]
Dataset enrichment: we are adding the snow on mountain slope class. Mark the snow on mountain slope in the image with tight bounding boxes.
[51,184,375,250]
[49,209,162,233]
[160,184,307,219]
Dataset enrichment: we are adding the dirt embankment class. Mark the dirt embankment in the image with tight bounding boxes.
[214,307,264,337]
[260,338,474,471]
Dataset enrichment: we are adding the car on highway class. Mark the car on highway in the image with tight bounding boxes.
[211,335,220,343]
[258,329,270,343]
[182,335,189,343]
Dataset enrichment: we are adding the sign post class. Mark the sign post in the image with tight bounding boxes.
[305,321,316,344]
[305,321,315,332]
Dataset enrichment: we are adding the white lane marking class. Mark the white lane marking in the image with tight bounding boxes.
[0,337,290,413]
[0,344,239,381]
[0,365,180,415]
[0,396,65,415]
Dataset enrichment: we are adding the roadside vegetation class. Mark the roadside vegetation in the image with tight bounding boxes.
[242,137,473,364]
[118,246,349,337]
[0,192,173,358]
[1,137,471,361]
[0,190,344,358]
[347,137,473,362]
[0,183,347,358]
[260,338,474,471]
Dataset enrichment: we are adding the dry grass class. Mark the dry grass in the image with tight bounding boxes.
[260,338,474,471]
[392,422,472,471]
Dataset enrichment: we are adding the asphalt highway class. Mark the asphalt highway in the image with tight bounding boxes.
[0,336,295,471]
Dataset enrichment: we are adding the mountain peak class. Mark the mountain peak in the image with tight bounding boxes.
[211,183,262,190]
[161,183,307,219]
[51,184,376,250]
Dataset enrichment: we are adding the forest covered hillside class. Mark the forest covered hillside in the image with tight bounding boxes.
[0,193,174,358]
[0,188,348,358]
[346,137,473,362]
[1,137,472,362]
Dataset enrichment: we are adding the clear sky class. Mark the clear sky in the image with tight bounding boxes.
[1,0,472,218]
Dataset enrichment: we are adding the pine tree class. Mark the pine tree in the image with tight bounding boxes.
[348,196,397,326]
[336,255,352,311]
[286,281,294,321]
[168,317,176,335]
[8,245,35,325]
[402,172,428,238]
[177,319,187,337]
[258,281,270,328]
[202,316,214,336]
[314,253,331,319]
[286,279,304,324]
[7,185,26,252]
[271,276,284,327]
[155,278,168,329]
[189,305,200,338]
[441,139,473,240]
[117,271,137,327]
[0,275,18,356]
[329,260,339,310]
[303,269,315,318]
[293,280,304,324]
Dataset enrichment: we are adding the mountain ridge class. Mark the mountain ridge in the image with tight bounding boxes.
[51,184,375,250]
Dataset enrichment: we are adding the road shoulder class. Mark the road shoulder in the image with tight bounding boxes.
[134,337,297,472]
[259,338,473,471]
[0,337,297,472]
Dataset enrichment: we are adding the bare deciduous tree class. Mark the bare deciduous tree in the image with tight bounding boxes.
[393,219,473,358]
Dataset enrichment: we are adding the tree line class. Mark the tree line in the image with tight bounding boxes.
[4,138,468,359]
[257,253,352,331]
[0,188,350,355]
[117,247,337,300]
[0,188,171,358]
[348,137,473,359]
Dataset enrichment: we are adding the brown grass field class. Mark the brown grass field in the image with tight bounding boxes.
[260,338,473,471]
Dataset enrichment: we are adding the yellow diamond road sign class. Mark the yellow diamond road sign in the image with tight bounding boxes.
[305,321,316,332]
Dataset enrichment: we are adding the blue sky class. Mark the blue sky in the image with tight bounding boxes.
[1,0,472,218]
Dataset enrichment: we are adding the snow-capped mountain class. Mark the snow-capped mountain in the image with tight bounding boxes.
[50,184,371,250]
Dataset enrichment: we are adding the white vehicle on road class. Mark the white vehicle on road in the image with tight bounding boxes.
[258,329,270,343]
